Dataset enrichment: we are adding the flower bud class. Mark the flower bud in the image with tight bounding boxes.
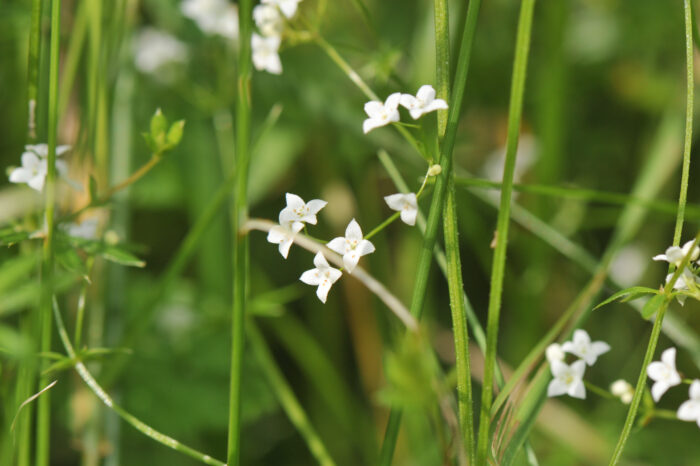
[427,164,442,176]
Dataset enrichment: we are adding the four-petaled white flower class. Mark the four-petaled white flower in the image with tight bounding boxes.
[647,347,682,402]
[267,215,303,259]
[561,329,610,366]
[546,343,565,364]
[677,380,700,428]
[181,0,239,39]
[9,144,72,192]
[300,252,342,303]
[363,93,401,134]
[399,85,448,120]
[262,0,302,19]
[384,193,418,226]
[253,4,283,37]
[665,267,699,305]
[252,33,282,75]
[610,379,634,404]
[547,359,586,399]
[327,219,375,273]
[653,240,700,267]
[279,193,327,231]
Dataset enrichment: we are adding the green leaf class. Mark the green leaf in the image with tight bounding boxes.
[56,247,89,281]
[166,120,185,148]
[0,226,31,246]
[641,293,667,319]
[594,286,660,310]
[150,108,167,141]
[101,246,146,268]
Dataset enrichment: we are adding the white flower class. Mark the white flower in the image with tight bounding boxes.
[665,267,699,305]
[252,33,282,75]
[181,0,239,39]
[363,93,401,134]
[610,379,634,404]
[547,359,586,399]
[653,240,700,267]
[561,329,610,366]
[279,193,327,231]
[253,4,283,37]
[266,214,303,259]
[545,343,565,364]
[133,28,188,74]
[384,192,418,226]
[647,347,682,402]
[399,85,448,120]
[25,144,71,158]
[9,144,73,192]
[677,380,700,428]
[262,0,302,19]
[327,219,375,273]
[65,218,99,240]
[299,252,342,303]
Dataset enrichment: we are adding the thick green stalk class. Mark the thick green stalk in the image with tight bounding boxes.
[227,0,252,464]
[609,1,694,463]
[35,1,61,464]
[379,0,483,463]
[434,0,475,462]
[475,0,535,463]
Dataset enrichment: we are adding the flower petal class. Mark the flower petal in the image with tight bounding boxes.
[358,239,375,256]
[313,251,330,269]
[591,341,611,358]
[568,379,586,399]
[306,199,327,215]
[549,360,567,377]
[571,359,587,378]
[267,225,287,244]
[691,380,700,400]
[345,219,363,241]
[364,101,384,118]
[343,251,360,273]
[9,167,32,184]
[327,237,347,256]
[28,173,46,192]
[300,269,321,286]
[661,347,677,370]
[547,378,569,397]
[651,381,671,402]
[363,117,385,134]
[285,193,305,210]
[416,85,436,103]
[384,92,401,111]
[425,99,448,113]
[316,280,332,303]
[400,207,417,226]
[677,399,700,422]
[384,193,407,211]
[278,238,293,258]
[21,151,40,168]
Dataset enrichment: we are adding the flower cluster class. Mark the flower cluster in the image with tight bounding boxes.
[363,85,448,134]
[646,347,700,428]
[251,0,302,74]
[546,329,610,399]
[653,239,700,305]
[8,144,74,192]
[181,0,239,40]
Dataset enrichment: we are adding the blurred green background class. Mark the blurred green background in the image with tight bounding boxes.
[2,0,700,464]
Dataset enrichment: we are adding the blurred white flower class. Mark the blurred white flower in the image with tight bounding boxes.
[547,359,586,399]
[384,192,418,226]
[253,4,283,37]
[327,219,375,273]
[262,0,302,19]
[9,144,73,192]
[65,218,99,240]
[545,343,565,364]
[653,240,700,268]
[279,193,327,231]
[267,213,303,259]
[133,28,188,74]
[665,267,699,306]
[610,245,648,287]
[561,329,610,366]
[181,0,239,39]
[252,33,282,75]
[610,379,634,404]
[363,93,401,134]
[482,134,538,188]
[647,347,681,402]
[300,252,342,303]
[399,85,448,120]
[677,380,700,428]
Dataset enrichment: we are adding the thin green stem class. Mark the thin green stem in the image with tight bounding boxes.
[476,0,535,463]
[26,0,43,140]
[73,257,93,350]
[585,381,615,400]
[609,2,694,463]
[379,0,483,463]
[35,1,62,463]
[227,0,253,464]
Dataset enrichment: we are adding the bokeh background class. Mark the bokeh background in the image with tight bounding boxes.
[2,0,700,464]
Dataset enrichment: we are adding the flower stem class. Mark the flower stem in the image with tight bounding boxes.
[475,0,536,463]
[227,0,253,464]
[609,3,694,463]
[26,0,43,141]
[35,1,61,464]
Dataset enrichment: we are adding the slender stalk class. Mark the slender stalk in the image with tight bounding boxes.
[379,0,483,463]
[35,1,62,463]
[475,0,536,463]
[26,0,43,140]
[73,258,93,350]
[227,0,253,463]
[609,2,694,462]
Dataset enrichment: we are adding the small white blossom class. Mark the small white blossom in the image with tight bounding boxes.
[262,0,302,19]
[545,343,565,364]
[9,144,72,192]
[647,347,682,402]
[133,28,188,74]
[399,85,448,120]
[327,219,375,273]
[266,214,303,259]
[677,380,700,428]
[299,252,342,303]
[610,379,634,404]
[253,4,283,37]
[65,218,99,240]
[363,93,401,134]
[561,329,610,366]
[279,193,327,231]
[384,192,418,226]
[181,0,239,39]
[665,267,699,305]
[547,359,586,399]
[653,240,700,267]
[252,33,282,75]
